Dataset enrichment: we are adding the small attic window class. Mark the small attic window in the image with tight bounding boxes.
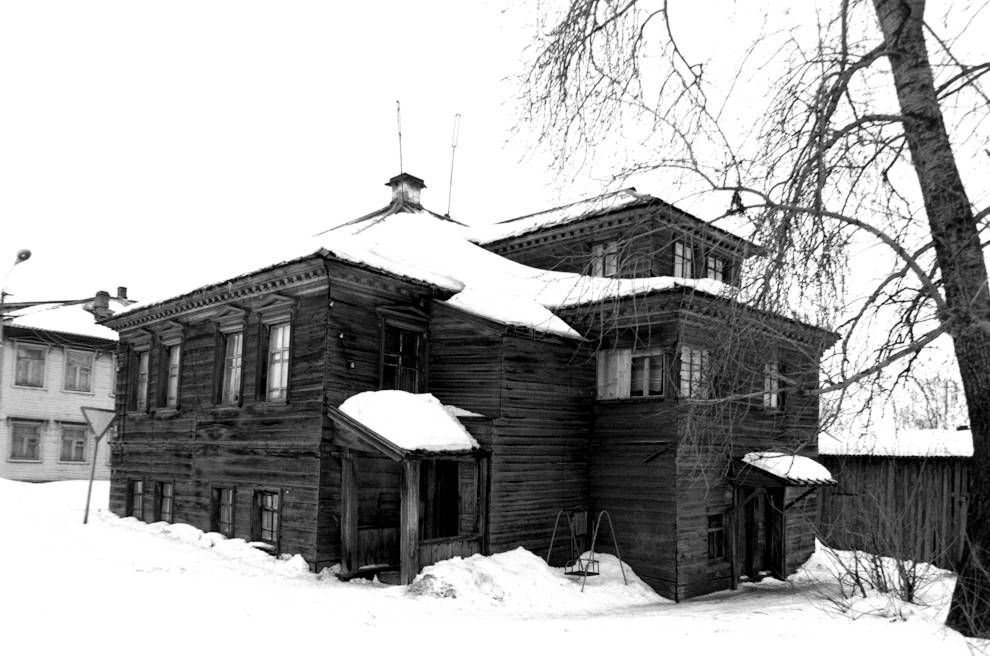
[591,241,619,277]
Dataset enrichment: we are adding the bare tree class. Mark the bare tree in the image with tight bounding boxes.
[520,0,990,636]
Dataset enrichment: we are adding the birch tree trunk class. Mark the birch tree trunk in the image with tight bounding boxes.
[872,0,990,636]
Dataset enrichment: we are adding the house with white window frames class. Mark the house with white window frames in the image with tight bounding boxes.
[0,291,131,482]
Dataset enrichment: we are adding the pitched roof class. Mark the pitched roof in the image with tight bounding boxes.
[5,298,129,343]
[819,428,973,458]
[472,188,758,253]
[741,452,837,486]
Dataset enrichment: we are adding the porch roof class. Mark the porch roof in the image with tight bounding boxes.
[328,391,480,460]
[732,452,837,487]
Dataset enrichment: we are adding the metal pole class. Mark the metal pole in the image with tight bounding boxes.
[83,435,102,524]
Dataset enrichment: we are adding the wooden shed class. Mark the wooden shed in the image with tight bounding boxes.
[818,428,971,569]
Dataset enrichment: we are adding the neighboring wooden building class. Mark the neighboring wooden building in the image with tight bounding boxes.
[101,173,836,599]
[0,293,130,482]
[818,428,971,569]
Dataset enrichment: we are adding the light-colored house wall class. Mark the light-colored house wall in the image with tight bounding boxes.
[0,336,115,482]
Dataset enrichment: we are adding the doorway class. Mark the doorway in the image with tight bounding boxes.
[738,486,785,579]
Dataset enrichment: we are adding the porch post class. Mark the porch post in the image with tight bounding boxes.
[400,458,421,584]
[340,449,359,574]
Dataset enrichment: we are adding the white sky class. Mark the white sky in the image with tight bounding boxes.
[0,1,576,305]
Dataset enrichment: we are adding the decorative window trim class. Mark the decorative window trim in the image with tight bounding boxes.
[13,341,47,389]
[255,298,296,403]
[57,422,89,464]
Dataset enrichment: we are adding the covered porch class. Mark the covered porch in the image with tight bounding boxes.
[726,451,836,585]
[328,393,489,584]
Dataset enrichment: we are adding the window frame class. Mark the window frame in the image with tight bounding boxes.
[58,423,88,464]
[763,361,781,411]
[63,348,95,393]
[379,319,426,394]
[264,321,292,402]
[220,330,244,405]
[154,481,174,523]
[679,345,712,399]
[253,489,281,549]
[597,348,668,400]
[129,479,145,520]
[8,419,43,462]
[591,240,620,277]
[212,487,236,537]
[673,241,695,279]
[705,254,726,282]
[707,513,727,561]
[13,342,46,388]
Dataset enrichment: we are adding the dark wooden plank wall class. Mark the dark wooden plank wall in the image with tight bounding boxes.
[428,305,505,418]
[486,207,744,283]
[110,288,330,563]
[818,455,969,569]
[487,334,596,555]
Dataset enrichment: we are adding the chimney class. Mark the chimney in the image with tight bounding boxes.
[90,290,112,320]
[116,286,127,300]
[386,173,426,206]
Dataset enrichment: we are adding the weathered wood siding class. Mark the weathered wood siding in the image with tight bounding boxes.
[818,455,969,569]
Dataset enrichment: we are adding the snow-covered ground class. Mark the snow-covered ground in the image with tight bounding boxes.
[0,479,982,655]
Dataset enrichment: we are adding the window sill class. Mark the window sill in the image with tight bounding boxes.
[596,396,667,404]
[154,408,180,419]
[7,458,42,464]
[211,405,242,418]
[63,388,96,396]
[57,460,88,465]
[12,384,46,391]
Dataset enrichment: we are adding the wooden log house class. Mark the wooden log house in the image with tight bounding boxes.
[101,173,837,598]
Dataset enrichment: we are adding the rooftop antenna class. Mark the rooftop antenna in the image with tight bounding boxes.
[446,113,461,217]
[396,100,404,174]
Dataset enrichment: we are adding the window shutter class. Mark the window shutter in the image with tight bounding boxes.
[616,349,632,398]
[596,351,614,399]
[213,330,225,405]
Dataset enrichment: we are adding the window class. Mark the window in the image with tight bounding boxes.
[212,487,235,537]
[707,513,726,560]
[164,344,181,408]
[266,323,291,402]
[14,344,45,387]
[129,480,145,520]
[705,255,725,282]
[59,424,87,463]
[597,349,666,399]
[591,241,619,277]
[221,331,243,404]
[381,324,422,393]
[64,349,94,392]
[679,346,711,398]
[254,491,280,546]
[155,482,174,523]
[129,349,150,411]
[763,362,781,410]
[673,241,694,278]
[9,420,42,461]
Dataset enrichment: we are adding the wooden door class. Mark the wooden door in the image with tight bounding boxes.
[739,486,785,579]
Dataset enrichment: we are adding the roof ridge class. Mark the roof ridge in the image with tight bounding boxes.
[493,187,642,226]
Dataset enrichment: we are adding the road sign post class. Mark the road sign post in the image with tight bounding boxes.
[81,406,117,524]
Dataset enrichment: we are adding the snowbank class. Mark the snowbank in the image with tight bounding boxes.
[338,390,479,452]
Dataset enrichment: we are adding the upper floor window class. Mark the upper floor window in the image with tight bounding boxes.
[673,241,694,278]
[266,322,291,402]
[164,344,181,408]
[9,420,42,461]
[59,424,88,463]
[763,362,781,410]
[64,349,94,392]
[679,345,711,399]
[705,255,726,282]
[597,348,666,399]
[14,344,45,387]
[221,331,244,405]
[591,241,619,277]
[381,324,422,393]
[135,351,150,411]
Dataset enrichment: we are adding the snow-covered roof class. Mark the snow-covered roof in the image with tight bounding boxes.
[337,391,479,453]
[5,298,130,342]
[472,189,649,244]
[818,429,973,458]
[322,206,733,339]
[741,452,836,486]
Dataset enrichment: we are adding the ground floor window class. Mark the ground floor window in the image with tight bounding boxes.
[707,513,726,560]
[254,490,280,546]
[212,487,235,537]
[59,424,87,463]
[155,482,174,523]
[129,480,144,520]
[10,420,42,461]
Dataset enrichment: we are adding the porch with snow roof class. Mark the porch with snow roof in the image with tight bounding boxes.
[326,391,490,585]
[725,452,836,584]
